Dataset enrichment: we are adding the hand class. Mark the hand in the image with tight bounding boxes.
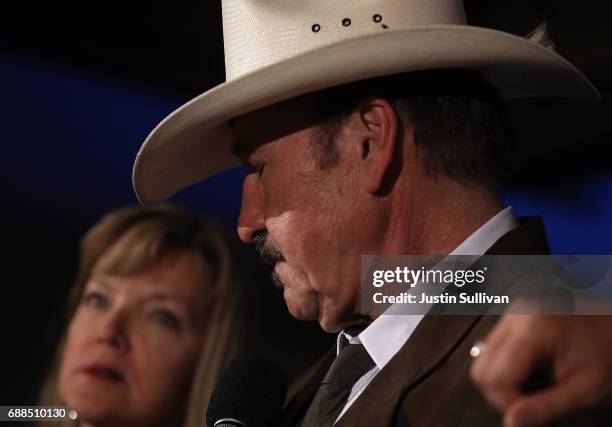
[470,315,612,427]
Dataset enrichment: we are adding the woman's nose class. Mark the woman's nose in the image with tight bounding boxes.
[96,308,130,351]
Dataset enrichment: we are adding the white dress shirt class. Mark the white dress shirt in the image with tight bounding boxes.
[334,206,519,422]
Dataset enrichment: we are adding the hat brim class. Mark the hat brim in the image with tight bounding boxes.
[133,25,599,206]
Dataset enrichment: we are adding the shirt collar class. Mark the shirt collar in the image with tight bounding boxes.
[341,206,519,369]
[449,206,519,256]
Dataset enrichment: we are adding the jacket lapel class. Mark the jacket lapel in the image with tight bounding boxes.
[280,347,336,427]
[335,313,482,426]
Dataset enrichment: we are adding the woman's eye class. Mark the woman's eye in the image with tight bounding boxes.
[152,310,181,330]
[82,292,107,309]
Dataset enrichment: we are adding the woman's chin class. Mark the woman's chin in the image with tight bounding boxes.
[62,388,128,425]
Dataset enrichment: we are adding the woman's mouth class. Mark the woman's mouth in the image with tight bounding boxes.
[81,365,125,383]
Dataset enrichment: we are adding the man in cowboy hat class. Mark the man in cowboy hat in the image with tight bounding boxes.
[133,0,611,425]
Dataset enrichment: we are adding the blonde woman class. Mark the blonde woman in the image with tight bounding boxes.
[39,205,245,427]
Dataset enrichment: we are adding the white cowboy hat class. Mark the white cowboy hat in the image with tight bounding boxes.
[133,0,599,206]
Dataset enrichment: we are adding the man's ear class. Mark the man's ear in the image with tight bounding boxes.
[354,98,399,194]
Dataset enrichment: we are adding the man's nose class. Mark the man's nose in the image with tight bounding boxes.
[96,308,130,351]
[237,174,265,244]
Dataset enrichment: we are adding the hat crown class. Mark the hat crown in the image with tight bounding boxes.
[222,0,467,80]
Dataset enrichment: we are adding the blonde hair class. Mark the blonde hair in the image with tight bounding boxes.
[39,205,245,426]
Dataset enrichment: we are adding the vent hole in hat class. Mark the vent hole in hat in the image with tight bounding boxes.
[342,18,351,27]
[311,23,321,32]
[373,14,382,23]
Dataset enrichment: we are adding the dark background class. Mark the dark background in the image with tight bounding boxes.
[1,0,611,405]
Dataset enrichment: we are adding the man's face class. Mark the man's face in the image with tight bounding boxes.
[234,100,378,332]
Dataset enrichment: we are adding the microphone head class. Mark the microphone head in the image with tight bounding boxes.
[206,355,288,427]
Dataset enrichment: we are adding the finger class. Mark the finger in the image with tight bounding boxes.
[472,318,553,410]
[470,315,514,383]
[481,387,522,413]
[504,372,597,427]
[471,319,519,410]
[475,334,531,410]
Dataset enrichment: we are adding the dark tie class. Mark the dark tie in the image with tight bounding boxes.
[300,338,376,427]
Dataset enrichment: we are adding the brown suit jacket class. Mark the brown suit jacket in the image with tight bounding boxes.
[280,217,550,427]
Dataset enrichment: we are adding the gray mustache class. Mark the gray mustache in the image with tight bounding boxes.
[253,232,286,265]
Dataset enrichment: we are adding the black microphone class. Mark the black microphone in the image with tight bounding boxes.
[206,355,288,427]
